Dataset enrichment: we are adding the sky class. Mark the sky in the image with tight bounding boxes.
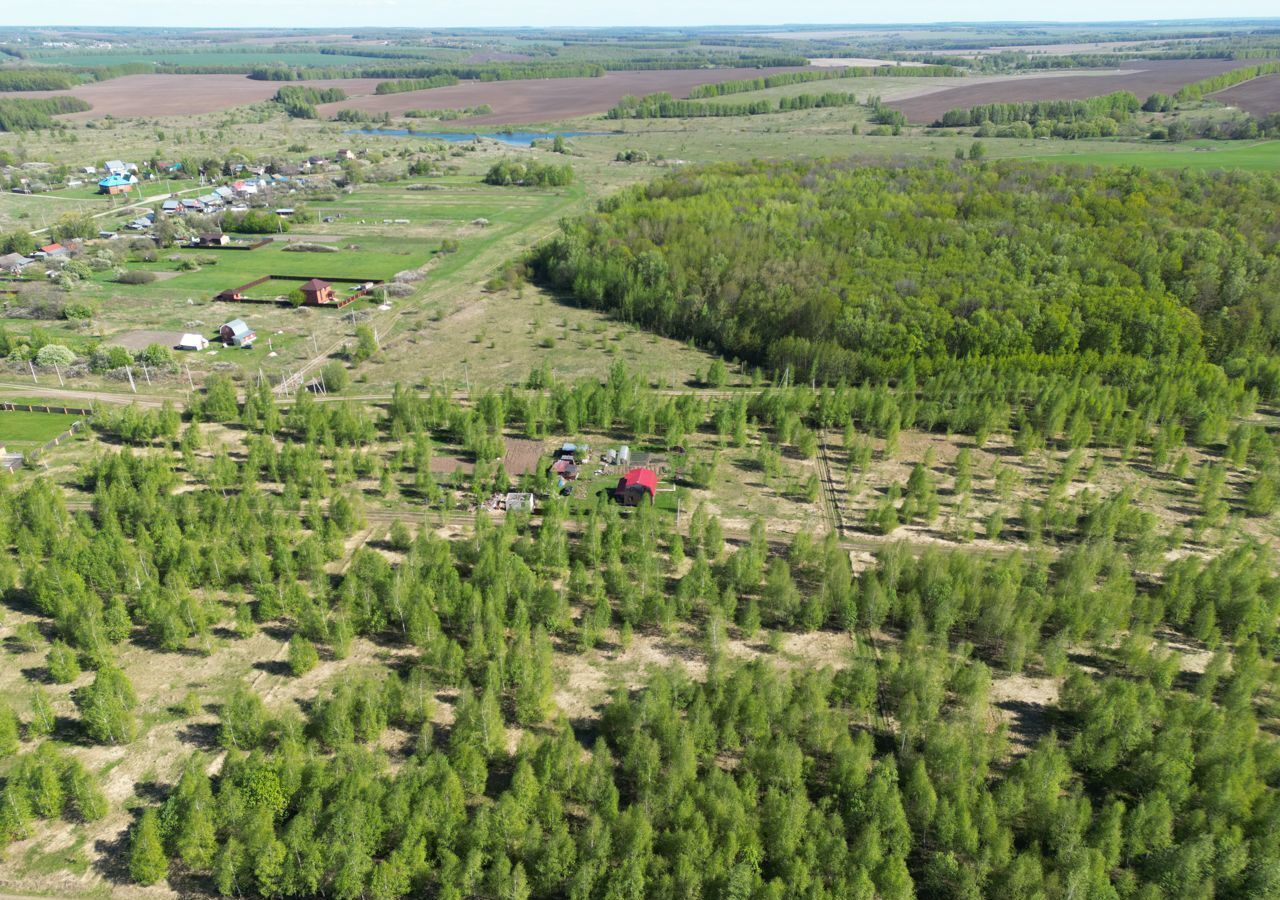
[8,3,1280,29]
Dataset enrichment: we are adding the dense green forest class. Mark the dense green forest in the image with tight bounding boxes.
[532,160,1280,396]
[0,96,91,131]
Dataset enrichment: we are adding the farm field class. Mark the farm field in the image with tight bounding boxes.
[890,57,1249,123]
[9,74,384,120]
[31,50,382,67]
[316,66,808,124]
[1212,73,1280,115]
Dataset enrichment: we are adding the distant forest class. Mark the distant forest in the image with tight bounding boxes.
[533,160,1280,392]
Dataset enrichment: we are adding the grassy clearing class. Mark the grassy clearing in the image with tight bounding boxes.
[0,411,81,449]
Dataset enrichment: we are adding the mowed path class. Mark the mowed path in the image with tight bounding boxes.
[890,58,1249,123]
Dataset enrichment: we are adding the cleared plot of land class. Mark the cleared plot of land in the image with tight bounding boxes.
[891,58,1248,123]
[318,66,806,124]
[0,411,81,449]
[9,74,380,119]
[1213,74,1280,116]
[106,329,185,351]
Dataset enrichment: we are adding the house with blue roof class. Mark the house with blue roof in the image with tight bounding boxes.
[98,174,133,195]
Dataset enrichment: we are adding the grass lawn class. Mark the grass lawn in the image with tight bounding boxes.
[0,411,82,449]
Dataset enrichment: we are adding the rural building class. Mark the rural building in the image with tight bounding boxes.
[35,243,67,258]
[615,468,658,506]
[177,333,210,351]
[336,149,356,161]
[97,174,133,195]
[0,253,33,273]
[550,457,579,480]
[505,492,536,514]
[181,199,205,212]
[219,319,256,347]
[299,278,335,305]
[195,233,230,247]
[161,200,180,213]
[103,160,137,176]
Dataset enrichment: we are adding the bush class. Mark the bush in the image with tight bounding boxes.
[282,242,338,253]
[48,640,81,683]
[137,343,172,368]
[63,302,95,320]
[35,343,76,367]
[320,360,350,392]
[116,270,157,284]
[91,345,133,372]
[288,635,318,676]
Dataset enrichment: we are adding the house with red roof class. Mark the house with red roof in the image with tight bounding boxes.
[615,468,657,506]
[299,278,335,305]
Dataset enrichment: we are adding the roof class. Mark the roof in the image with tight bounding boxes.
[618,468,658,493]
[178,333,207,346]
[98,174,131,187]
[299,278,331,291]
[222,319,253,337]
[0,253,32,267]
[40,243,64,253]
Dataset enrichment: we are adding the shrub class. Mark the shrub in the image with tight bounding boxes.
[137,343,172,368]
[116,270,156,284]
[320,360,350,392]
[287,635,318,676]
[47,640,81,683]
[35,343,75,367]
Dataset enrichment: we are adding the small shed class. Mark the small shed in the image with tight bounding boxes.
[219,319,256,347]
[299,278,335,305]
[550,458,579,480]
[177,333,209,351]
[615,468,658,506]
[0,253,33,273]
[196,233,230,247]
[505,492,536,514]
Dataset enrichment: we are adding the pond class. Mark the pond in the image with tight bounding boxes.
[347,129,613,147]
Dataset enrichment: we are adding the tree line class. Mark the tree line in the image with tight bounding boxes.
[686,63,961,99]
[0,96,91,131]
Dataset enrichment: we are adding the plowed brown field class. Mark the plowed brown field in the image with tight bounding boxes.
[11,73,381,119]
[1212,74,1280,116]
[17,67,805,124]
[889,58,1248,124]
[318,66,805,124]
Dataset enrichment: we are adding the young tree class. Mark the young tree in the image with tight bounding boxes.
[129,808,169,886]
[75,667,137,745]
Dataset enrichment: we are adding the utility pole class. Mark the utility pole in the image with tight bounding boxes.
[28,360,36,383]
[186,364,195,392]
[53,363,63,387]
[126,365,137,393]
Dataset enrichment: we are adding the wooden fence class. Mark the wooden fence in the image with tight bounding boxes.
[1,416,86,473]
[2,402,94,415]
